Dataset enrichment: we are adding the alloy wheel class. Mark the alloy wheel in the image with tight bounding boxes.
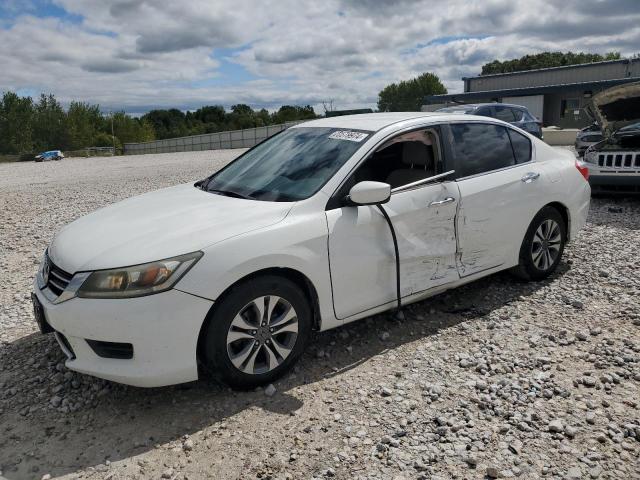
[226,295,299,375]
[531,219,562,271]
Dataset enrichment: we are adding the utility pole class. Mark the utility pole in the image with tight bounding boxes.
[110,111,116,155]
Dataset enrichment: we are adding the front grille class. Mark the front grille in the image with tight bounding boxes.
[46,256,73,296]
[597,152,640,169]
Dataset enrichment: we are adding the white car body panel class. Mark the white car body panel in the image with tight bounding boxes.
[33,281,212,387]
[48,183,293,272]
[33,112,591,387]
[326,181,459,319]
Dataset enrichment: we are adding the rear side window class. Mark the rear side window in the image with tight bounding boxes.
[492,106,516,122]
[510,108,524,121]
[507,129,532,164]
[449,123,515,178]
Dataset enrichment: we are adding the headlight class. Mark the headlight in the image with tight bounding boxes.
[77,252,202,299]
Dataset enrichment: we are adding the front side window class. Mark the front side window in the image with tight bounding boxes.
[205,127,371,201]
[328,129,441,208]
[449,123,515,178]
[348,129,439,189]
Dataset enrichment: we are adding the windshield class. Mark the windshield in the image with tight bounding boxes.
[204,127,371,201]
[616,121,640,134]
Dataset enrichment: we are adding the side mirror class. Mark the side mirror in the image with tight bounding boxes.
[347,181,391,206]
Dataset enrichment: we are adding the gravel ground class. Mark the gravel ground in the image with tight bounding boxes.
[1,150,639,480]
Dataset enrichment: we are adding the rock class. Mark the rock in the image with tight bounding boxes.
[161,469,174,479]
[549,419,564,433]
[486,466,500,478]
[380,331,390,341]
[576,331,588,341]
[183,438,194,451]
[464,454,478,467]
[566,466,582,479]
[264,384,277,397]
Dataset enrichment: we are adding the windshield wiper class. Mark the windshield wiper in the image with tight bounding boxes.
[206,188,253,200]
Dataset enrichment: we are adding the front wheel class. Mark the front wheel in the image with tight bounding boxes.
[200,275,311,389]
[512,206,566,281]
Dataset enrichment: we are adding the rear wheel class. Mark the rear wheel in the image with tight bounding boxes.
[201,275,311,389]
[513,206,566,281]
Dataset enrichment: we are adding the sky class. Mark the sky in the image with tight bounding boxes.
[0,0,638,115]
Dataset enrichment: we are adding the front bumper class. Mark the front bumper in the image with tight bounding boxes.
[583,164,640,193]
[32,281,213,387]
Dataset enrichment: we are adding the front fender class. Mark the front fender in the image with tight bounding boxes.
[175,211,338,329]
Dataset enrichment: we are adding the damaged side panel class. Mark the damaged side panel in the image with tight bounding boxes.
[326,181,460,320]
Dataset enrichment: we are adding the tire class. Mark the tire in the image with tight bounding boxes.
[200,275,311,389]
[512,206,567,281]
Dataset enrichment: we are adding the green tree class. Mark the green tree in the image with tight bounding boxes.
[377,73,447,112]
[0,92,34,154]
[272,105,317,124]
[481,51,622,75]
[32,93,66,151]
[110,111,155,145]
[66,101,103,150]
[141,109,188,139]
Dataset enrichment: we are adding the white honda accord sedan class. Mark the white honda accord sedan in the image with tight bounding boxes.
[32,112,591,388]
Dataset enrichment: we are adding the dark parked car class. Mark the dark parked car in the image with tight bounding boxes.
[436,103,543,138]
[575,123,604,156]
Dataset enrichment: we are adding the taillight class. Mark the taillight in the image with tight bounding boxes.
[576,160,589,181]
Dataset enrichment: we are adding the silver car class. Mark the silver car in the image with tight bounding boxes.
[580,82,640,194]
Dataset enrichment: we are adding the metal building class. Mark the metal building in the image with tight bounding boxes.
[423,58,640,128]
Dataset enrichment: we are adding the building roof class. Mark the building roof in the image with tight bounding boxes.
[424,76,640,105]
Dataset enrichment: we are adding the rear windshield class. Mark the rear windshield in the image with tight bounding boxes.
[205,127,371,202]
[436,106,475,114]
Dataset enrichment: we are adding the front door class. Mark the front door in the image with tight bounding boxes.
[326,181,460,319]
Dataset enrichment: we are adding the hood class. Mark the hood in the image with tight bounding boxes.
[49,183,293,273]
[591,81,640,137]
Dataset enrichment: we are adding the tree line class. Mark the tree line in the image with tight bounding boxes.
[142,104,317,140]
[480,51,622,75]
[0,91,318,156]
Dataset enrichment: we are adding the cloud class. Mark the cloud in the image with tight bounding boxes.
[0,0,638,113]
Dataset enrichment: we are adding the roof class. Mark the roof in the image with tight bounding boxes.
[462,57,639,81]
[291,112,446,131]
[439,103,529,109]
[424,77,640,104]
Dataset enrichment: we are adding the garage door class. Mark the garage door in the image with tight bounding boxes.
[503,95,544,121]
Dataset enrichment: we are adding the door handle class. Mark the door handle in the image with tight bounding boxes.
[521,172,540,183]
[429,197,455,207]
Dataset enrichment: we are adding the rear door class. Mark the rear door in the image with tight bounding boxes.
[443,122,543,276]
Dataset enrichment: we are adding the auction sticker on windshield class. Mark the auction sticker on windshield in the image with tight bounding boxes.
[328,131,369,142]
